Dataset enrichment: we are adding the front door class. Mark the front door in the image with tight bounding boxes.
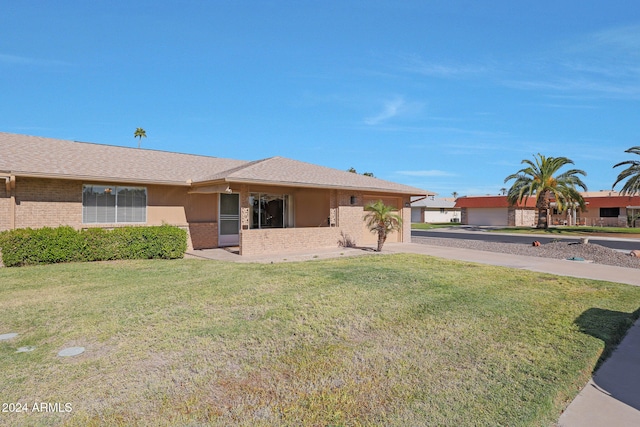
[219,193,240,246]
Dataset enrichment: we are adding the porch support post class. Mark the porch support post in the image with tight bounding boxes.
[6,176,16,230]
[239,184,250,230]
[329,189,338,227]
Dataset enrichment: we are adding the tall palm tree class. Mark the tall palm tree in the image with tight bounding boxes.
[613,146,640,195]
[504,154,587,229]
[134,128,147,148]
[364,200,403,252]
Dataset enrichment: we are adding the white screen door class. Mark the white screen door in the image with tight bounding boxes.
[219,193,240,246]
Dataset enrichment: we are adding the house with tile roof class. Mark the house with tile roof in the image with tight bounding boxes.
[455,192,640,227]
[0,133,433,255]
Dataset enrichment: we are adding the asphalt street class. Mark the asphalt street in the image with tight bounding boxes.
[411,228,639,252]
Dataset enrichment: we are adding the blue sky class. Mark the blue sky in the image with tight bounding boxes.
[2,1,639,196]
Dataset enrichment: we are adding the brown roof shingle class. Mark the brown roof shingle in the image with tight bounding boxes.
[197,156,432,194]
[1,132,432,195]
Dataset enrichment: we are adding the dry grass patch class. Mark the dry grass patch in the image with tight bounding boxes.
[0,255,638,426]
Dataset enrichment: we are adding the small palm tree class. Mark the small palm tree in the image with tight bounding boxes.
[613,146,640,195]
[134,128,147,148]
[364,200,403,252]
[452,191,458,199]
[504,154,587,229]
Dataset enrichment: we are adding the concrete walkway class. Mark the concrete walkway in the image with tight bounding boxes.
[186,241,640,426]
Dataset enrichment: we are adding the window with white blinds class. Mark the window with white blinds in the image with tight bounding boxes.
[83,185,147,223]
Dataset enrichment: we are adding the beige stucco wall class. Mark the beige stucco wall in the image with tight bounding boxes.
[361,195,403,245]
[294,188,330,227]
[578,208,628,227]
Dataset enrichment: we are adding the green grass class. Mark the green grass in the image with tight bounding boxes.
[1,255,639,426]
[490,226,640,235]
[411,222,463,230]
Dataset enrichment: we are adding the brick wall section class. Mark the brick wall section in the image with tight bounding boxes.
[508,207,536,226]
[14,178,82,229]
[240,227,344,256]
[240,189,370,255]
[2,177,204,250]
[337,190,365,245]
[189,222,218,250]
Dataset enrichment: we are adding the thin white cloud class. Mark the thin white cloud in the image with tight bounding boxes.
[0,53,71,67]
[396,53,489,78]
[364,97,406,125]
[396,170,456,177]
[504,25,640,100]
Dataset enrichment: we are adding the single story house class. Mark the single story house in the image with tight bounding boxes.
[553,191,640,227]
[411,196,460,223]
[0,133,433,255]
[455,195,537,226]
[456,192,640,227]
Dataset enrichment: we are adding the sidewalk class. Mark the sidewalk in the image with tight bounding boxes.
[186,241,640,426]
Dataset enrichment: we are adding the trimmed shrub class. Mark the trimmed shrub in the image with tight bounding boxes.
[0,225,187,267]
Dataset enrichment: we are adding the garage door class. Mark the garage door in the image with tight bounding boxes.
[362,197,402,245]
[411,208,422,223]
[467,208,508,226]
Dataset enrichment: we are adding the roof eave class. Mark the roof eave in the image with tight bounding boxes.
[192,177,432,196]
[7,171,191,187]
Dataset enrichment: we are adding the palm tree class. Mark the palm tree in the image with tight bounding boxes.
[504,154,587,229]
[499,187,507,195]
[452,191,458,199]
[134,128,147,148]
[613,146,640,195]
[364,200,403,252]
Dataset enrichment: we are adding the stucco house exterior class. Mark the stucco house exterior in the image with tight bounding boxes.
[456,192,640,227]
[411,196,460,223]
[0,133,433,255]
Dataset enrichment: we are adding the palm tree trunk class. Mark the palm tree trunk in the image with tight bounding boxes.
[377,230,386,252]
[536,191,551,229]
[537,208,549,229]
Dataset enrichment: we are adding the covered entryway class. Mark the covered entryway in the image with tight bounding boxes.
[219,193,240,246]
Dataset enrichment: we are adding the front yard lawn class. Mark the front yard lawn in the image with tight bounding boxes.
[1,254,639,426]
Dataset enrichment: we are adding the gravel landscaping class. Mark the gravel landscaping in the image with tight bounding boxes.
[412,236,640,269]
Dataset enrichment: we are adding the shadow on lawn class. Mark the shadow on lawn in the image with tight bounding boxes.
[574,307,640,411]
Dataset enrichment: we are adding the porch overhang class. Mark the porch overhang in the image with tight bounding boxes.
[191,178,431,197]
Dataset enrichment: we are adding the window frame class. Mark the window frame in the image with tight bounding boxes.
[249,193,292,229]
[599,207,620,218]
[82,184,147,224]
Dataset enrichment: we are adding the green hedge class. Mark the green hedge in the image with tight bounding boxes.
[0,225,187,267]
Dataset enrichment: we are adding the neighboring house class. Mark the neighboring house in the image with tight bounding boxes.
[456,192,640,227]
[411,196,460,223]
[456,196,537,226]
[552,191,640,227]
[0,133,433,255]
